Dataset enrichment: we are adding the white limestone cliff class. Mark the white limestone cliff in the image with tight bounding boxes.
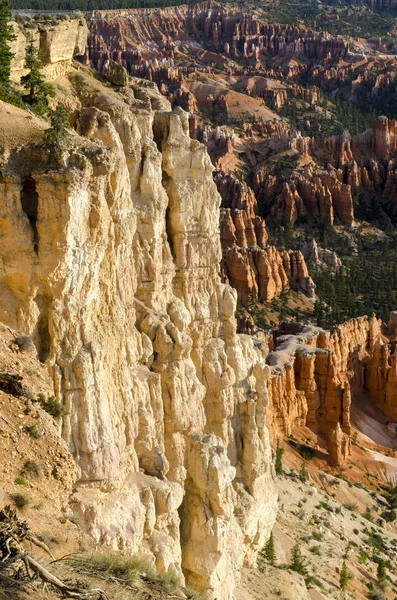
[0,66,277,599]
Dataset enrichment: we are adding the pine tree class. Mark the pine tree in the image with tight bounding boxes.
[299,461,308,483]
[0,0,15,86]
[21,42,54,113]
[43,104,70,151]
[377,559,387,584]
[339,560,349,591]
[275,439,284,476]
[290,543,308,576]
[263,532,276,566]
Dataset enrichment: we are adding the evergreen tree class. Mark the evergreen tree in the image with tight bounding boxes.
[339,560,349,591]
[0,0,15,86]
[299,461,308,483]
[377,559,387,584]
[21,42,54,113]
[275,439,284,476]
[43,104,70,154]
[290,543,308,576]
[263,532,276,566]
[43,104,71,158]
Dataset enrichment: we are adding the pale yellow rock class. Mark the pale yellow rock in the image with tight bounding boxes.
[0,67,277,600]
[9,17,87,82]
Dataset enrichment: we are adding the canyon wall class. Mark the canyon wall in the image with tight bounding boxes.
[0,64,277,599]
[10,16,87,81]
[265,315,397,466]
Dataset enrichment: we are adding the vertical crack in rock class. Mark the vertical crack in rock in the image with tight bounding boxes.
[33,294,52,363]
[21,176,39,253]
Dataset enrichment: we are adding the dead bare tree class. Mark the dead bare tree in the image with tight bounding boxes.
[0,506,110,599]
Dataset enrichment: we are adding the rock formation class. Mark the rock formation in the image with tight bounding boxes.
[83,4,348,79]
[10,16,87,82]
[265,315,397,466]
[0,53,278,598]
[216,171,315,305]
[302,239,342,269]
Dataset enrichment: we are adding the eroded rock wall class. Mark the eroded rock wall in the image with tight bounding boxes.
[265,316,385,466]
[9,17,87,81]
[0,69,277,599]
[216,171,314,305]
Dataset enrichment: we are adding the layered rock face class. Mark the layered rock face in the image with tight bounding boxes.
[0,67,277,598]
[10,16,87,81]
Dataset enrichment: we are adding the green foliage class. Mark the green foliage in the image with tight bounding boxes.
[363,507,374,522]
[23,424,42,438]
[14,478,25,485]
[310,234,397,328]
[290,543,308,576]
[43,104,71,157]
[309,545,321,556]
[0,0,15,86]
[21,42,55,113]
[383,483,397,511]
[339,560,349,591]
[311,530,323,541]
[365,531,388,554]
[10,492,29,509]
[263,532,277,566]
[358,550,369,564]
[0,83,25,108]
[298,444,314,461]
[67,552,191,596]
[299,461,308,483]
[377,560,387,584]
[368,590,386,600]
[274,439,284,476]
[343,502,358,512]
[37,393,68,418]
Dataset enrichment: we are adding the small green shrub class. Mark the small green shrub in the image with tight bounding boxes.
[312,530,323,541]
[305,575,324,590]
[37,393,68,418]
[365,531,388,553]
[10,493,29,509]
[299,461,308,483]
[262,532,277,566]
[0,84,25,109]
[310,545,322,555]
[317,501,333,512]
[368,590,386,600]
[339,560,350,591]
[14,478,25,486]
[23,425,42,438]
[358,549,369,564]
[343,502,358,511]
[299,445,314,461]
